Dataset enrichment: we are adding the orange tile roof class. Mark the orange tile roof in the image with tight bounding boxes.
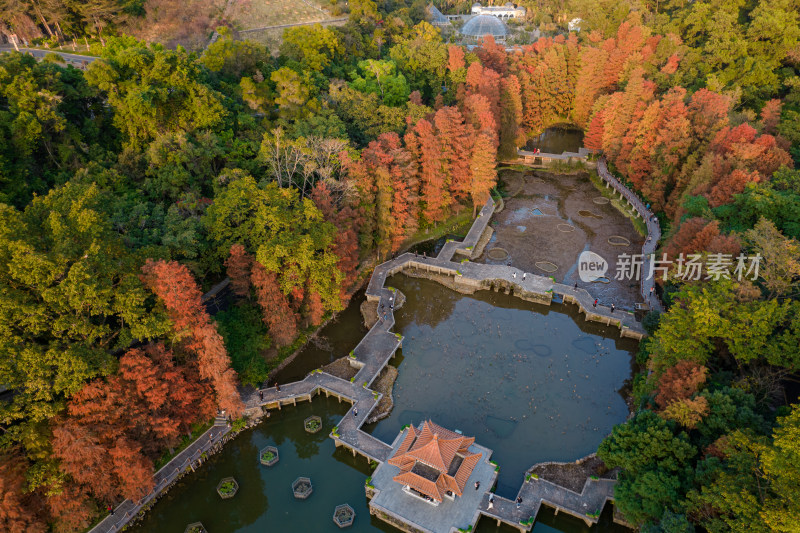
[394,471,444,501]
[388,426,419,468]
[389,420,483,502]
[453,452,482,492]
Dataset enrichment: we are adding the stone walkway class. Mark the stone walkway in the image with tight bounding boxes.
[596,158,663,312]
[88,415,231,533]
[480,476,616,529]
[91,157,659,533]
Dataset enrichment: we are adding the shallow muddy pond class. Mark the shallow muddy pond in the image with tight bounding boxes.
[368,276,636,497]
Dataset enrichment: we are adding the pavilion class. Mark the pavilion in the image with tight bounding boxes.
[387,420,483,503]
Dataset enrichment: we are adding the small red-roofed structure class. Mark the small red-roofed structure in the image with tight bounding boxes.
[387,421,482,503]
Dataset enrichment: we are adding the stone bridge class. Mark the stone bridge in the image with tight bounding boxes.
[517,147,594,166]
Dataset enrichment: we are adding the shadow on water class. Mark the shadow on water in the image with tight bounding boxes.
[275,289,369,383]
[367,276,637,498]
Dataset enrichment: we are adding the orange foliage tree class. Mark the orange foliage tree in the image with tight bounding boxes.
[141,259,243,417]
[251,261,298,347]
[225,244,253,298]
[655,360,709,409]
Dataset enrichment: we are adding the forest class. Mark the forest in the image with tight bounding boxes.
[0,0,798,531]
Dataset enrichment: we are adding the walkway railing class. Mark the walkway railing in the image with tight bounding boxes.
[480,476,616,530]
[88,416,230,533]
[596,158,662,312]
[93,158,661,531]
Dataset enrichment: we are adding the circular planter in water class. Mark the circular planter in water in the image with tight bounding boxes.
[304,415,322,434]
[535,261,559,273]
[260,445,279,466]
[216,477,239,499]
[487,248,509,261]
[333,503,355,528]
[292,476,313,499]
[184,522,207,533]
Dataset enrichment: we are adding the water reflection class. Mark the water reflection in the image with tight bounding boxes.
[525,126,585,154]
[369,276,636,497]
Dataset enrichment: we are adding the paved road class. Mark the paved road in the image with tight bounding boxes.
[1,47,98,67]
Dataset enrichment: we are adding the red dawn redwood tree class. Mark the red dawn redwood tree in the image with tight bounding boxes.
[141,259,243,417]
[309,182,360,295]
[434,106,472,206]
[0,455,48,533]
[584,109,606,151]
[251,261,298,347]
[225,244,252,298]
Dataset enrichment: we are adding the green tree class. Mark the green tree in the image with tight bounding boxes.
[350,59,410,107]
[271,67,318,121]
[202,26,271,81]
[599,410,697,525]
[85,40,229,148]
[0,53,110,206]
[0,183,167,455]
[203,173,343,312]
[215,302,271,386]
[389,21,448,99]
[280,24,343,74]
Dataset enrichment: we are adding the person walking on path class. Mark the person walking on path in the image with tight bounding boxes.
[259,390,263,401]
[649,287,655,299]
[275,382,280,392]
[353,407,358,417]
[513,272,517,279]
[475,481,480,490]
[516,496,522,509]
[593,299,597,307]
[522,273,526,281]
[574,282,578,290]
[610,303,615,313]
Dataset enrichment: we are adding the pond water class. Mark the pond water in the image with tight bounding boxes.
[130,395,630,533]
[131,397,397,533]
[525,126,585,154]
[275,289,369,383]
[131,278,635,533]
[368,276,636,497]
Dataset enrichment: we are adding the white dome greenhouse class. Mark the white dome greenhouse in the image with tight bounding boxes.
[461,14,509,40]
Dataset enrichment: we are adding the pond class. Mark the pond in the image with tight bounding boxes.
[368,276,636,497]
[524,126,585,154]
[130,396,398,533]
[130,394,630,533]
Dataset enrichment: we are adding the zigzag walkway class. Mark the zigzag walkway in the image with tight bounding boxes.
[93,164,658,532]
[479,477,616,529]
[248,371,394,462]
